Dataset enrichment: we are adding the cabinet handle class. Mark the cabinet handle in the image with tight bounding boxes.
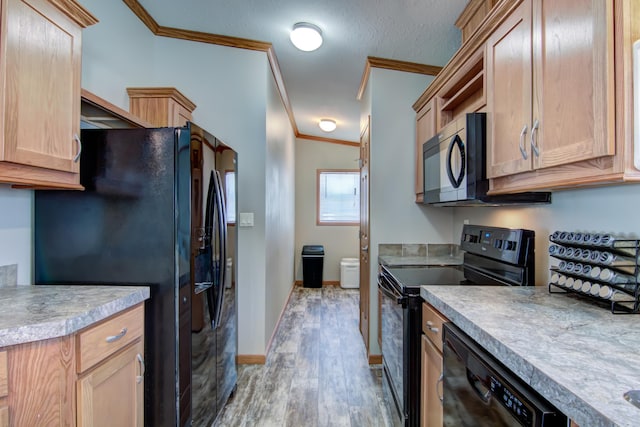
[530,119,540,157]
[437,373,444,404]
[105,327,128,343]
[73,134,82,162]
[425,320,439,334]
[519,125,528,160]
[136,353,145,384]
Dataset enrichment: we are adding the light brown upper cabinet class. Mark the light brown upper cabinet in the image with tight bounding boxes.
[127,87,196,127]
[416,0,640,195]
[415,98,437,202]
[487,0,614,179]
[0,0,97,189]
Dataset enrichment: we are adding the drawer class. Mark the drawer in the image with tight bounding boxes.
[77,303,144,373]
[422,302,448,353]
[0,350,7,397]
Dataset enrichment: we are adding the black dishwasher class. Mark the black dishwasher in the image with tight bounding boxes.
[442,323,567,427]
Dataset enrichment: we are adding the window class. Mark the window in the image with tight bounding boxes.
[225,170,236,224]
[317,170,360,225]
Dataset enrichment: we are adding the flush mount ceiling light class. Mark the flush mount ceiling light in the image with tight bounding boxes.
[290,22,323,52]
[318,119,337,132]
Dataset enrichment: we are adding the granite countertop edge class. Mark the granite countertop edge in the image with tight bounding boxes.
[420,286,637,427]
[0,285,150,347]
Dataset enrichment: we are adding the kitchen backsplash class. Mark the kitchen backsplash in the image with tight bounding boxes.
[0,264,18,287]
[378,243,460,258]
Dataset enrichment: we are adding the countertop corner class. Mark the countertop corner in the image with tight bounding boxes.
[420,285,640,427]
[0,285,150,347]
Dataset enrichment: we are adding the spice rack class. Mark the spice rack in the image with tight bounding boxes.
[547,231,640,314]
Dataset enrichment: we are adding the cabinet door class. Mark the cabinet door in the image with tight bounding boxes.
[531,0,614,169]
[77,341,144,427]
[486,0,533,178]
[415,99,437,200]
[169,101,193,127]
[421,335,443,427]
[1,0,82,173]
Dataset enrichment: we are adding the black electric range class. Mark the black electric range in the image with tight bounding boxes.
[380,265,467,294]
[378,224,536,427]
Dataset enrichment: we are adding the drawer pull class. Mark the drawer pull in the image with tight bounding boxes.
[105,327,128,343]
[136,353,145,384]
[425,321,439,334]
[437,373,444,404]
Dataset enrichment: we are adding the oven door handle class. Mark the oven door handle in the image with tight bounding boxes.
[377,274,407,305]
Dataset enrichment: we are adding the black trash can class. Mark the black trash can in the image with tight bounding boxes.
[302,245,324,288]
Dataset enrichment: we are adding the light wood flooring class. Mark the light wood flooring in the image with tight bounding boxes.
[214,286,391,426]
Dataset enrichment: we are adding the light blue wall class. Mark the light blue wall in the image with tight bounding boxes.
[0,0,294,356]
[265,70,297,344]
[366,68,453,355]
[0,186,31,285]
[453,183,640,286]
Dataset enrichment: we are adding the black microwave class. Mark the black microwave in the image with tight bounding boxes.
[422,113,551,206]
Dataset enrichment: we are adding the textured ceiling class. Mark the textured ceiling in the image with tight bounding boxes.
[137,0,468,142]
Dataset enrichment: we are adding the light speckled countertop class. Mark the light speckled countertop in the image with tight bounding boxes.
[420,285,640,427]
[0,285,150,347]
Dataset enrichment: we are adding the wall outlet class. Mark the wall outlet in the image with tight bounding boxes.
[463,219,470,225]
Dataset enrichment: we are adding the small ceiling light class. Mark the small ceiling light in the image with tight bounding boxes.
[290,22,323,52]
[319,119,337,132]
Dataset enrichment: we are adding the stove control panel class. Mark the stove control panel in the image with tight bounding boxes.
[461,224,535,267]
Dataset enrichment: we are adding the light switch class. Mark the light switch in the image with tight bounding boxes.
[239,212,254,227]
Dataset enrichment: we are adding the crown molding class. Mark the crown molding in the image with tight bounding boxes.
[357,56,443,100]
[50,0,99,27]
[122,0,360,145]
[297,133,360,147]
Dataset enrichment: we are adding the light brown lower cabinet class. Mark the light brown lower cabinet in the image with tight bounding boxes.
[421,335,443,427]
[0,303,144,426]
[421,302,447,427]
[0,351,8,427]
[77,340,144,427]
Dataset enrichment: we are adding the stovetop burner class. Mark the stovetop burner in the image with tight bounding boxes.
[382,265,468,293]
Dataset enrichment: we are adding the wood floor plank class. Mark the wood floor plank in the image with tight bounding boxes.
[213,287,390,427]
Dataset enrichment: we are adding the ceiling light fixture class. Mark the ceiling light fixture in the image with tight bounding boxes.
[290,22,323,52]
[318,119,337,132]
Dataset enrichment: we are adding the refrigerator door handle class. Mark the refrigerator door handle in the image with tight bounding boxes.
[212,170,227,329]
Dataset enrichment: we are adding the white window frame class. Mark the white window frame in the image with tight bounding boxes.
[316,169,360,226]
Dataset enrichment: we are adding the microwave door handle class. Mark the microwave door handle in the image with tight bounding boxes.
[446,135,465,189]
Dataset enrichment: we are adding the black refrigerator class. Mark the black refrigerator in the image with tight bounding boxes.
[34,123,237,427]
